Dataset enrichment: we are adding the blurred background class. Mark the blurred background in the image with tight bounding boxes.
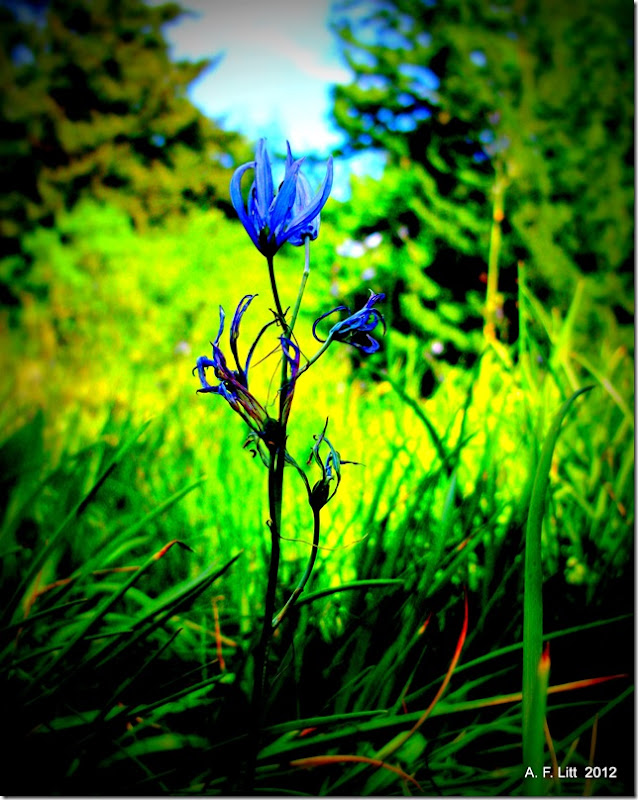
[1,0,632,438]
[1,0,632,570]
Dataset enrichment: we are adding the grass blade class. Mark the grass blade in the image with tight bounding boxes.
[522,385,594,794]
[4,419,153,625]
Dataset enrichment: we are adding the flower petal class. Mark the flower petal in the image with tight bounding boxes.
[280,336,301,423]
[194,355,216,391]
[315,291,385,353]
[281,156,333,246]
[281,336,301,381]
[230,294,257,375]
[285,141,295,170]
[286,171,320,245]
[350,333,381,354]
[214,305,226,347]
[230,161,260,249]
[312,305,349,342]
[284,141,327,245]
[253,138,274,230]
[271,159,302,243]
[365,292,385,308]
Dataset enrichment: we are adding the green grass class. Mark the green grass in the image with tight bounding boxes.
[0,203,633,795]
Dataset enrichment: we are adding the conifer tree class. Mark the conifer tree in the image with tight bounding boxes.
[0,0,245,259]
[331,0,633,365]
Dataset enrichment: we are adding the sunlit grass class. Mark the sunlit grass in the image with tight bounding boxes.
[0,202,633,795]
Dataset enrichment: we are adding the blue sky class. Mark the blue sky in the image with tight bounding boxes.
[160,0,385,197]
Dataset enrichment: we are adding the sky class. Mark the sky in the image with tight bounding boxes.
[159,0,385,198]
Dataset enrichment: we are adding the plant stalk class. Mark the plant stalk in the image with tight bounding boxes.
[267,254,286,328]
[244,252,291,789]
[288,237,311,336]
[272,505,321,630]
[484,163,506,342]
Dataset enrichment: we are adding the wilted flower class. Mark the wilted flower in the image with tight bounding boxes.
[194,295,275,435]
[280,336,300,424]
[312,291,386,354]
[230,138,333,257]
[306,419,358,510]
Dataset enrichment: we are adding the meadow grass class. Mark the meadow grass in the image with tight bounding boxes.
[0,205,633,795]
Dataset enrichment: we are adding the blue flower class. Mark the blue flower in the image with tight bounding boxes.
[194,295,275,433]
[312,291,386,354]
[230,138,333,257]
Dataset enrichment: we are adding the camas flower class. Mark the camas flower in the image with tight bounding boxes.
[230,138,333,257]
[312,291,386,354]
[194,295,274,434]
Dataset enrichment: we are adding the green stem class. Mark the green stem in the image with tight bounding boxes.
[298,339,332,378]
[245,242,323,788]
[267,254,287,330]
[272,505,321,630]
[259,444,285,670]
[288,237,311,337]
[242,438,284,791]
[244,252,290,789]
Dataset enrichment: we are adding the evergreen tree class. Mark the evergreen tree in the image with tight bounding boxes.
[330,0,633,368]
[0,0,246,265]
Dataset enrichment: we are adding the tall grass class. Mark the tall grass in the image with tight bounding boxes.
[0,205,633,795]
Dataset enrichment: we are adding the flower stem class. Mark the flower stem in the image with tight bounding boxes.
[244,253,289,789]
[298,339,332,377]
[257,441,284,686]
[267,254,287,331]
[272,505,321,630]
[241,438,283,791]
[288,237,311,337]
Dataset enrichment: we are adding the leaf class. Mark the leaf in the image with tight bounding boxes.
[522,385,594,793]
